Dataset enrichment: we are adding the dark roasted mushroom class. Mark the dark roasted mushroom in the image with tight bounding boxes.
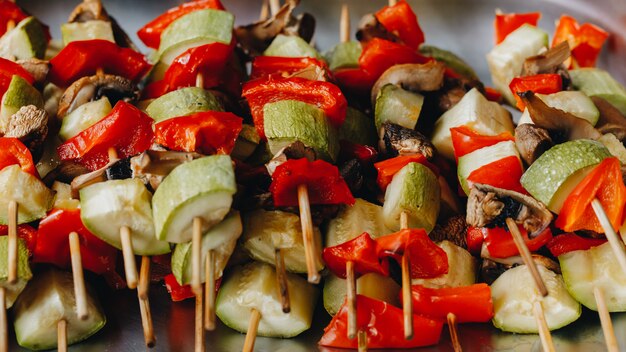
[479,255,560,284]
[105,157,132,180]
[130,150,202,191]
[378,122,436,159]
[429,215,468,249]
[234,0,315,57]
[521,90,602,143]
[67,0,137,49]
[467,183,553,238]
[57,74,138,118]
[521,41,572,90]
[371,61,446,105]
[356,13,400,44]
[592,96,626,143]
[265,141,316,176]
[339,159,364,194]
[17,59,49,87]
[515,123,554,166]
[42,161,90,187]
[4,105,48,157]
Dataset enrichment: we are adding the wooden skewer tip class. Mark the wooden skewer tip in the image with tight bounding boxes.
[204,250,217,331]
[120,226,138,290]
[447,313,462,352]
[297,184,321,284]
[346,261,357,339]
[505,218,548,297]
[69,232,89,320]
[57,319,68,352]
[242,308,262,352]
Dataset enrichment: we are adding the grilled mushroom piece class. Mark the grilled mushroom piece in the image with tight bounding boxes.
[57,74,138,118]
[266,141,317,176]
[356,13,400,44]
[234,0,315,57]
[4,105,48,158]
[521,41,572,89]
[130,150,202,191]
[515,123,554,166]
[67,0,137,49]
[467,183,553,239]
[17,59,49,87]
[429,215,468,249]
[371,61,446,105]
[480,255,560,284]
[592,96,626,143]
[378,122,436,159]
[339,159,364,195]
[42,161,90,187]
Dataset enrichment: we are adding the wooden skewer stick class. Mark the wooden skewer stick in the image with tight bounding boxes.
[357,329,368,352]
[204,250,217,330]
[7,200,17,284]
[138,292,156,348]
[120,226,138,290]
[0,288,7,352]
[340,4,350,44]
[505,218,548,297]
[533,300,555,352]
[594,286,619,352]
[242,308,262,352]
[195,291,205,352]
[447,313,462,352]
[191,217,203,295]
[346,261,357,339]
[69,232,89,320]
[138,256,151,301]
[274,248,291,314]
[269,0,281,17]
[57,319,67,352]
[259,0,270,21]
[297,184,321,284]
[399,211,413,340]
[591,199,626,277]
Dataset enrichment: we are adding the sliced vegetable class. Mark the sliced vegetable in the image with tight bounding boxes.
[450,125,514,161]
[412,241,476,288]
[552,15,608,68]
[0,57,34,98]
[569,68,626,116]
[263,34,321,59]
[376,229,448,279]
[0,137,37,176]
[164,273,195,302]
[323,232,389,278]
[518,91,600,126]
[358,38,426,80]
[323,272,400,316]
[0,74,43,133]
[374,154,438,192]
[494,11,541,44]
[59,97,112,140]
[374,83,424,131]
[481,226,553,258]
[375,0,424,49]
[145,86,224,122]
[0,237,31,309]
[0,17,47,60]
[547,233,606,258]
[250,56,329,80]
[326,198,393,247]
[408,283,494,323]
[509,73,562,110]
[0,165,53,224]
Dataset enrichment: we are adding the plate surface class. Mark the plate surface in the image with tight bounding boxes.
[11,0,626,351]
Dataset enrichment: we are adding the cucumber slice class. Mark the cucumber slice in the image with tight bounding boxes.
[432,88,514,160]
[0,237,31,309]
[491,265,581,333]
[51,182,79,210]
[486,24,549,105]
[60,20,115,46]
[145,87,223,122]
[518,91,600,126]
[232,124,260,161]
[0,75,44,133]
[412,241,476,288]
[0,17,47,60]
[324,41,361,71]
[216,262,318,338]
[152,155,236,243]
[0,165,54,225]
[419,44,479,80]
[521,139,611,211]
[264,100,339,162]
[383,162,440,233]
[263,34,321,59]
[338,107,376,146]
[13,268,106,351]
[323,272,401,316]
[59,97,112,140]
[241,209,324,273]
[559,242,626,312]
[457,140,521,195]
[80,179,170,255]
[171,212,242,285]
[158,9,234,64]
[569,68,626,116]
[326,198,392,247]
[374,83,424,131]
[599,133,626,164]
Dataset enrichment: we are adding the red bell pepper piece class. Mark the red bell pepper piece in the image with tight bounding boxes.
[154,111,243,155]
[450,125,515,161]
[49,40,151,87]
[0,224,37,255]
[319,294,443,349]
[556,157,626,233]
[509,73,562,110]
[358,38,427,80]
[407,284,494,323]
[547,233,607,258]
[33,208,118,274]
[494,12,541,44]
[334,68,376,96]
[374,155,439,191]
[250,56,330,80]
[484,86,503,102]
[466,226,485,255]
[480,225,553,258]
[163,40,235,92]
[57,101,154,171]
[137,0,226,49]
[0,0,28,37]
[338,140,378,165]
[242,77,347,139]
[270,158,355,207]
[141,79,169,100]
[375,0,425,50]
[553,15,609,68]
[0,57,34,97]
[466,155,526,195]
[0,137,37,176]
[164,274,195,302]
[322,232,390,279]
[376,229,448,279]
